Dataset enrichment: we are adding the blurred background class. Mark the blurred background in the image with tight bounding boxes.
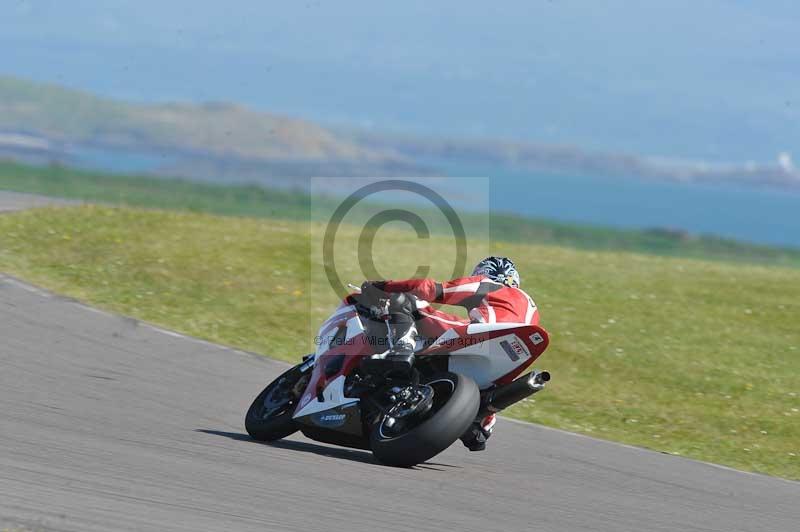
[2,0,799,247]
[2,0,800,480]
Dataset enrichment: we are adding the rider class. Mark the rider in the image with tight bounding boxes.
[360,256,539,451]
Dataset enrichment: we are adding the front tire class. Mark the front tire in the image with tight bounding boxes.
[245,366,306,442]
[370,372,479,467]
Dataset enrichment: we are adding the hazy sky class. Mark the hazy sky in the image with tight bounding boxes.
[3,0,799,161]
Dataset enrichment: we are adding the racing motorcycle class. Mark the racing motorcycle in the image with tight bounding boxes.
[245,285,551,467]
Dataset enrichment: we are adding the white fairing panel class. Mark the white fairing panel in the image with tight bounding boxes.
[466,322,530,334]
[314,304,364,357]
[292,375,358,419]
[318,303,356,331]
[344,315,365,341]
[447,333,532,388]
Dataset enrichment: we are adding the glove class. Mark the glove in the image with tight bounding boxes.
[359,281,387,304]
[353,282,388,321]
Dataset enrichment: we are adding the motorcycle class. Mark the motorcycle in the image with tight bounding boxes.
[245,285,551,467]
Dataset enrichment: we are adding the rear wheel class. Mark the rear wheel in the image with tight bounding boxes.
[245,366,309,441]
[369,372,479,467]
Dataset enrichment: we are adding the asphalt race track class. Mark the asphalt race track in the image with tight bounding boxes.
[1,194,799,531]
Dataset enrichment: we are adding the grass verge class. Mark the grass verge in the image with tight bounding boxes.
[1,205,798,479]
[3,159,800,266]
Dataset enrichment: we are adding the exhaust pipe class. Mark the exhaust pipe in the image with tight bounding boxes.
[480,370,550,415]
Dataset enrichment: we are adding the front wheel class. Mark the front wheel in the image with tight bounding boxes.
[370,372,479,467]
[245,366,309,442]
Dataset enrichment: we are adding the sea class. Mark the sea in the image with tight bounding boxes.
[68,146,800,249]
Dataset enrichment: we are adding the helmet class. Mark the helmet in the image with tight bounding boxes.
[472,256,520,287]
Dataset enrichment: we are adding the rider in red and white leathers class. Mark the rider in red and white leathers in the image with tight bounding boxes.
[375,274,539,340]
[364,257,538,451]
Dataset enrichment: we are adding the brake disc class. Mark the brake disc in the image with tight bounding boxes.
[388,384,434,420]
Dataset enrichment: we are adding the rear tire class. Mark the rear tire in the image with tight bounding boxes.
[370,372,479,467]
[245,367,304,442]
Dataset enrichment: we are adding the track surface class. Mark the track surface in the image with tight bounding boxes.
[1,194,799,531]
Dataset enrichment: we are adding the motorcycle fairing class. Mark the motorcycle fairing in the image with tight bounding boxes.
[292,299,549,433]
[293,305,373,432]
[292,375,364,435]
[313,302,365,358]
[419,323,550,387]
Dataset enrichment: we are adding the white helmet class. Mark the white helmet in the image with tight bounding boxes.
[472,256,520,288]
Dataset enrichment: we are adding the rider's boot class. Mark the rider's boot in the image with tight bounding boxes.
[383,321,417,374]
[362,320,418,376]
[362,293,417,376]
[460,413,497,451]
[362,293,418,377]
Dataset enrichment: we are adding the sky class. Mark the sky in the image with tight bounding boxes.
[2,0,799,163]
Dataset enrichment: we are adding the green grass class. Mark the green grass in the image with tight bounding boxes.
[3,159,800,266]
[1,205,798,479]
[0,161,310,220]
